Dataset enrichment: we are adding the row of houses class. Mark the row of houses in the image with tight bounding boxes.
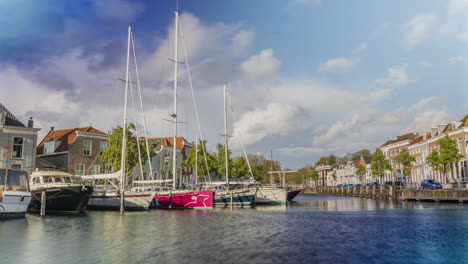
[315,114,468,187]
[0,102,193,181]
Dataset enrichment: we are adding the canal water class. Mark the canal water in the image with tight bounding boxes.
[1,194,467,264]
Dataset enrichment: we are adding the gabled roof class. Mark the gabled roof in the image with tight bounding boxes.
[362,155,372,164]
[146,137,189,149]
[0,102,25,127]
[37,126,106,154]
[459,114,468,127]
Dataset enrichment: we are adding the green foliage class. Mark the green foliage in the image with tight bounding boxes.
[355,164,367,181]
[394,148,415,178]
[370,148,392,179]
[426,134,465,175]
[327,155,337,166]
[100,124,154,177]
[315,155,337,166]
[352,149,372,161]
[183,140,215,177]
[213,143,233,177]
[331,171,337,181]
[231,157,250,179]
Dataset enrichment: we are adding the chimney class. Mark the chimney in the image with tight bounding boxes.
[51,126,55,131]
[27,117,33,128]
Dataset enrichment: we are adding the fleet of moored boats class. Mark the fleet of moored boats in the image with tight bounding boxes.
[0,167,301,218]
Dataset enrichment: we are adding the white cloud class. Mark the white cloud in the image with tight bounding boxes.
[419,61,433,68]
[241,49,281,78]
[448,56,467,63]
[92,0,144,22]
[375,66,409,87]
[447,0,468,16]
[404,14,437,48]
[318,57,356,73]
[230,30,255,57]
[352,42,368,54]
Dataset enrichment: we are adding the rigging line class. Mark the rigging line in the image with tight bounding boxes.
[178,17,211,184]
[130,31,154,187]
[128,72,145,184]
[225,89,254,179]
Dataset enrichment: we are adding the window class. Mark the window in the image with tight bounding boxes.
[91,165,100,175]
[12,137,24,159]
[43,177,53,183]
[11,164,21,170]
[7,170,26,186]
[458,138,463,152]
[33,177,41,185]
[75,164,85,175]
[0,169,5,185]
[99,142,108,155]
[44,141,55,154]
[83,140,92,156]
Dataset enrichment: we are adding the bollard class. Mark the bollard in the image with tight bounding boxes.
[40,191,46,217]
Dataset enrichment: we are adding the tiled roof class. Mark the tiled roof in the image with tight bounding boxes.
[355,160,362,168]
[37,127,106,154]
[0,102,25,127]
[146,137,188,149]
[409,135,423,145]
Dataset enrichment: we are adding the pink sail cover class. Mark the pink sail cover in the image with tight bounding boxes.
[150,190,214,209]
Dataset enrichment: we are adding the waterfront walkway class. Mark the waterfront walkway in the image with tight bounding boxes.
[304,187,468,203]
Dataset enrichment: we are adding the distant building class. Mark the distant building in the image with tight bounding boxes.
[380,133,417,182]
[36,127,108,175]
[0,102,40,173]
[144,137,193,184]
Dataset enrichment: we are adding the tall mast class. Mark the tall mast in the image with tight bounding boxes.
[195,135,198,186]
[120,24,132,215]
[172,10,179,190]
[224,84,229,185]
[270,149,273,185]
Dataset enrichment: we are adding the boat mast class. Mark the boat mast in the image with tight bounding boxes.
[120,24,132,215]
[195,135,198,186]
[224,84,229,186]
[172,10,180,190]
[270,149,273,185]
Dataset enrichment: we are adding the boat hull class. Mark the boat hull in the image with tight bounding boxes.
[150,190,214,210]
[0,191,32,218]
[87,191,153,211]
[214,189,256,206]
[287,190,301,201]
[29,186,93,214]
[255,188,288,205]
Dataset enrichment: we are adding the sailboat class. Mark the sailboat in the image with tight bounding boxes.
[85,25,153,212]
[149,9,213,210]
[203,84,257,206]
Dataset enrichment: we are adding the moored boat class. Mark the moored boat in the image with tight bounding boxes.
[150,189,214,210]
[0,168,32,218]
[255,186,301,205]
[28,171,93,214]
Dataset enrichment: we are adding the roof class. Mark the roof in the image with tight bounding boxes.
[459,114,468,127]
[409,135,423,145]
[0,102,25,127]
[31,171,73,177]
[362,155,372,164]
[37,127,106,154]
[146,137,189,149]
[355,160,362,168]
[381,133,417,147]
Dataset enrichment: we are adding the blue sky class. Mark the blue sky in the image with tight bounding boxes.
[0,0,467,169]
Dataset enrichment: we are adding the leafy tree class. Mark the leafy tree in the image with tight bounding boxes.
[231,157,250,179]
[327,155,337,166]
[331,171,337,182]
[100,124,155,179]
[426,134,465,181]
[370,148,392,183]
[213,143,233,177]
[355,164,367,184]
[183,140,215,178]
[311,168,319,186]
[352,149,372,161]
[394,148,416,181]
[315,156,328,166]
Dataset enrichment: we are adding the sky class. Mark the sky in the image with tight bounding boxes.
[0,0,467,169]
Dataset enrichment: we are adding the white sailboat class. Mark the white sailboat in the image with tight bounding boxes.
[85,25,153,212]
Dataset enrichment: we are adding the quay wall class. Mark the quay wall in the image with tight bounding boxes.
[303,187,468,203]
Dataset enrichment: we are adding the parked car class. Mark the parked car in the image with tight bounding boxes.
[344,184,355,188]
[337,184,343,188]
[370,182,380,188]
[355,184,362,188]
[393,181,404,189]
[420,179,442,189]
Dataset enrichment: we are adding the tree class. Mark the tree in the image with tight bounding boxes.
[355,164,367,184]
[315,156,328,166]
[311,169,319,186]
[426,134,465,182]
[327,155,337,166]
[213,143,233,178]
[331,171,337,182]
[352,149,372,161]
[100,124,155,179]
[370,148,392,183]
[394,148,415,182]
[183,140,215,178]
[231,157,250,179]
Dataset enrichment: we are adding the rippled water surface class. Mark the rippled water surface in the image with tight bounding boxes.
[1,195,467,264]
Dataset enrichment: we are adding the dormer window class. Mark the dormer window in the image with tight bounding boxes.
[44,141,55,154]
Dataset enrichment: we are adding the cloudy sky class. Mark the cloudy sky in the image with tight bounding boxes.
[0,0,467,169]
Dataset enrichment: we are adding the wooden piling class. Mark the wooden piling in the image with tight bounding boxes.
[40,191,46,217]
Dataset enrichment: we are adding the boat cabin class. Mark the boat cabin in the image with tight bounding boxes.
[30,171,77,190]
[0,168,29,197]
